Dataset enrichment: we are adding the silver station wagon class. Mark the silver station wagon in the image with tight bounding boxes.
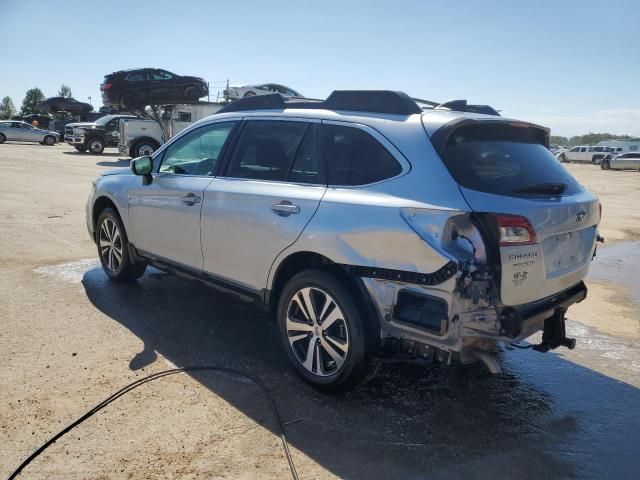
[86,91,601,389]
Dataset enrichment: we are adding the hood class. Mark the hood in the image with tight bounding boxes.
[66,122,98,129]
[101,167,131,177]
[182,76,207,84]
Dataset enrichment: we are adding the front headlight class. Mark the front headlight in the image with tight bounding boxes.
[73,128,84,136]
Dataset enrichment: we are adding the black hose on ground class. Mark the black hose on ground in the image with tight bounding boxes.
[6,366,299,480]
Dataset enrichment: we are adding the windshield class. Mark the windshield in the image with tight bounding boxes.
[439,124,582,197]
[94,115,118,125]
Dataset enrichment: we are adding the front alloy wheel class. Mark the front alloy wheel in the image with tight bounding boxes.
[99,217,123,273]
[287,287,350,377]
[96,208,146,282]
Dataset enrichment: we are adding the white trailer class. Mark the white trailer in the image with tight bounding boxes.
[596,139,640,153]
[118,103,223,158]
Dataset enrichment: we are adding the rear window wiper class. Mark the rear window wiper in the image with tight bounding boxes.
[513,182,567,195]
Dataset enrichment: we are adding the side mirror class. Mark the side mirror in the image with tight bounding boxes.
[131,156,153,185]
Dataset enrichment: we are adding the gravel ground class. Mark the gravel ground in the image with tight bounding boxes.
[1,142,638,479]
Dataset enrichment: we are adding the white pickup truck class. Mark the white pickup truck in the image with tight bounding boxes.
[118,103,223,158]
[558,145,622,164]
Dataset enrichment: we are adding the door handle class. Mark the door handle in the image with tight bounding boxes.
[272,201,300,216]
[182,193,201,205]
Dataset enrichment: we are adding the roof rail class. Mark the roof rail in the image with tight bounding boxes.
[216,91,500,117]
[435,99,501,116]
[217,90,424,115]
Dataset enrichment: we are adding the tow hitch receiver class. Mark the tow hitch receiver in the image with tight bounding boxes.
[533,307,576,352]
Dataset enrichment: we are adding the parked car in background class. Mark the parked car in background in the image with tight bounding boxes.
[65,114,138,154]
[557,145,616,164]
[600,152,640,170]
[101,68,209,110]
[0,120,59,145]
[37,97,93,113]
[118,103,224,158]
[87,90,600,388]
[224,83,303,100]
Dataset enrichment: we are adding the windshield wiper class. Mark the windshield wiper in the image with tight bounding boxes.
[513,182,567,195]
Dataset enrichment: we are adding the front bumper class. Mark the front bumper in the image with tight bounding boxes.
[65,134,85,145]
[118,143,130,157]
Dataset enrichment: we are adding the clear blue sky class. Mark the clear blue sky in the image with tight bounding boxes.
[1,0,639,137]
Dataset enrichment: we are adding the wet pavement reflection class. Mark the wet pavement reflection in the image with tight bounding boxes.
[25,261,640,479]
[37,260,639,479]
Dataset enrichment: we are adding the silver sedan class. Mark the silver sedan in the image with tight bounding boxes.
[0,120,59,145]
[224,83,303,100]
[601,152,640,170]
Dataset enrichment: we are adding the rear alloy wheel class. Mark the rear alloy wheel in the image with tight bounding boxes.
[96,208,146,282]
[44,135,56,146]
[278,270,369,390]
[120,93,138,110]
[601,160,610,170]
[0,133,6,144]
[88,138,105,154]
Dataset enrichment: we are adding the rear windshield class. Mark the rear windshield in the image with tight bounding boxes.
[439,124,582,197]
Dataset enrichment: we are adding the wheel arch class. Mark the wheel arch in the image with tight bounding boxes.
[92,195,124,240]
[268,251,382,351]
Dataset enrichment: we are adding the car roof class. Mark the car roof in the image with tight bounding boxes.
[199,107,526,140]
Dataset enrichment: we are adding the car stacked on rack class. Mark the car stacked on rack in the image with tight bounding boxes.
[101,68,209,110]
[224,83,303,100]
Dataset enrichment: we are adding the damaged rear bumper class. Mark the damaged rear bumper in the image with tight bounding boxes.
[362,274,587,365]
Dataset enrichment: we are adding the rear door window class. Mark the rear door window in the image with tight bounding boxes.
[287,124,325,184]
[323,124,402,185]
[126,72,148,81]
[225,120,308,181]
[438,124,582,198]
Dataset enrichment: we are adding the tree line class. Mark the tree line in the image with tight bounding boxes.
[550,133,640,146]
[0,84,74,119]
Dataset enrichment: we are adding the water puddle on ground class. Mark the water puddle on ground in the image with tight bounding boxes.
[589,241,640,304]
[34,258,100,283]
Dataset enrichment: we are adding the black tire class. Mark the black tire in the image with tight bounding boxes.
[243,91,257,98]
[184,85,200,102]
[87,137,105,154]
[74,145,87,152]
[133,140,159,157]
[44,135,56,146]
[120,92,138,110]
[0,133,6,144]
[277,270,371,390]
[559,154,567,163]
[601,160,610,170]
[96,208,146,282]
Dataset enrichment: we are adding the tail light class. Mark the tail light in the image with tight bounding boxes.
[496,214,536,246]
[599,202,602,221]
[101,83,112,90]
